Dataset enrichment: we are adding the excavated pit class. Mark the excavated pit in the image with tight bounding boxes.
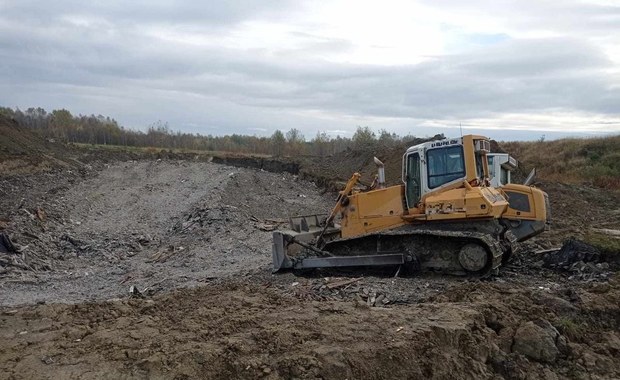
[0,160,331,306]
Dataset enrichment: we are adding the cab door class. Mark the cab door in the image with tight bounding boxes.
[405,152,421,209]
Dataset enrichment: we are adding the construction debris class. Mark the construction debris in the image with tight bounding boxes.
[289,277,395,306]
[0,233,18,254]
[326,277,361,290]
[541,238,613,281]
[256,223,277,232]
[543,238,600,270]
[129,285,143,298]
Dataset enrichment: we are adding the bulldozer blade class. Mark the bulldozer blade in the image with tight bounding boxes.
[293,254,404,269]
[288,214,323,233]
[272,229,405,271]
[271,214,341,272]
[272,231,292,271]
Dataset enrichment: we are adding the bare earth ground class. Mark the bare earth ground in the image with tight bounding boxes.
[1,156,619,379]
[0,161,329,305]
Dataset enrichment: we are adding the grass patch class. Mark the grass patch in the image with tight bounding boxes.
[500,135,620,190]
[584,231,620,267]
[555,317,585,342]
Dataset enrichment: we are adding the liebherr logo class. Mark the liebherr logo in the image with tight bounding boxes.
[430,139,459,148]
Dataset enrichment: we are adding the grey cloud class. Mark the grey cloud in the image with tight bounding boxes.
[1,0,619,138]
[2,18,617,116]
[419,0,620,36]
[0,1,296,26]
[455,38,610,77]
[190,37,616,118]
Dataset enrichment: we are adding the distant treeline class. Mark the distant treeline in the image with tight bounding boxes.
[0,106,437,156]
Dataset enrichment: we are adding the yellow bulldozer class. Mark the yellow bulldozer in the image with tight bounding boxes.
[272,135,550,276]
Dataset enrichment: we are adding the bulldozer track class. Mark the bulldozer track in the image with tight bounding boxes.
[322,222,507,276]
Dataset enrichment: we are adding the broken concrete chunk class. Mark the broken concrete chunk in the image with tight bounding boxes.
[129,285,144,298]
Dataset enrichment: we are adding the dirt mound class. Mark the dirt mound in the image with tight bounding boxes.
[0,282,491,379]
[1,276,619,379]
[295,135,443,191]
[212,155,300,175]
[0,115,80,174]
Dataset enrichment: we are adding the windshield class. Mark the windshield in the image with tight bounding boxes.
[426,146,465,189]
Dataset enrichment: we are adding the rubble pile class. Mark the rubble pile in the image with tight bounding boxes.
[543,238,612,281]
[289,278,396,306]
[283,276,436,305]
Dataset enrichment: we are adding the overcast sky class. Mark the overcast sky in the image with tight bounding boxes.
[1,0,619,140]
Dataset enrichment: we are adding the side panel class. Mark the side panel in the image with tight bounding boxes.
[424,186,508,220]
[424,188,467,219]
[501,184,547,221]
[500,184,549,241]
[340,185,406,238]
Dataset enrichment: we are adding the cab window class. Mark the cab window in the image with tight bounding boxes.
[426,146,465,189]
[487,156,496,179]
[500,168,509,185]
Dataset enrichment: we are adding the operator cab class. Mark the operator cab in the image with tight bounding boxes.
[487,153,518,187]
[402,135,491,210]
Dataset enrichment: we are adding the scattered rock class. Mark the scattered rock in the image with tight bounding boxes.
[537,294,578,315]
[41,356,54,365]
[512,320,560,363]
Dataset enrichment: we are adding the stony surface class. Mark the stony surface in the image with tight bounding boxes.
[0,160,331,306]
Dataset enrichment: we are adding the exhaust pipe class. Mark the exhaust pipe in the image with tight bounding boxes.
[373,157,386,188]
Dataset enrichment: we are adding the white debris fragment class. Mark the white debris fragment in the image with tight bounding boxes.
[129,285,142,297]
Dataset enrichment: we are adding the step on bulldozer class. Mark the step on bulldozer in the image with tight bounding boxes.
[272,135,550,276]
